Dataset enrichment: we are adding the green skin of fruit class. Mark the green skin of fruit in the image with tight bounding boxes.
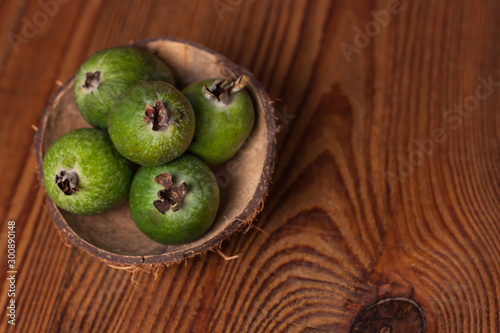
[74,46,175,129]
[130,155,220,244]
[108,81,195,166]
[43,128,133,215]
[182,79,255,165]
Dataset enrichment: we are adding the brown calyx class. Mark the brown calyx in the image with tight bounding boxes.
[153,173,188,214]
[82,71,100,90]
[143,100,170,131]
[55,170,78,196]
[202,75,249,105]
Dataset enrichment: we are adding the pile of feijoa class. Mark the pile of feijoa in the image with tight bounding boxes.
[43,45,255,245]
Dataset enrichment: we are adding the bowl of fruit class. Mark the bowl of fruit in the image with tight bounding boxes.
[34,37,276,267]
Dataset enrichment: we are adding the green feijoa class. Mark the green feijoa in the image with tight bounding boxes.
[108,81,195,166]
[182,75,255,165]
[42,128,133,215]
[74,46,174,129]
[129,155,220,245]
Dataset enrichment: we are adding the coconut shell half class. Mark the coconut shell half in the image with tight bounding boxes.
[34,37,276,267]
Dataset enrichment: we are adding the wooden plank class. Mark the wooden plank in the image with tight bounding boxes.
[1,0,500,331]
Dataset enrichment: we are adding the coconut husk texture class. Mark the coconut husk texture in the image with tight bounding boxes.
[34,38,276,269]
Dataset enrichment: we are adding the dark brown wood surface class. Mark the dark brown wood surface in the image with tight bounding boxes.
[1,0,499,332]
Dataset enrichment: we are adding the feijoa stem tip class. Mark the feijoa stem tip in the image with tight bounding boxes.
[55,170,78,196]
[202,75,249,105]
[143,100,170,131]
[82,71,100,91]
[153,173,188,214]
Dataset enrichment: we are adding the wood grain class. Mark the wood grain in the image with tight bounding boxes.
[1,0,500,332]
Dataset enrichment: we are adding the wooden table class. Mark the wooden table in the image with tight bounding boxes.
[1,0,499,331]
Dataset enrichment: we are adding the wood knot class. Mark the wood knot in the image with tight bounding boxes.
[350,298,425,333]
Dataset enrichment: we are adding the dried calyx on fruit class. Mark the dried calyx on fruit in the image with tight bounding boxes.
[55,170,79,195]
[82,71,100,91]
[153,173,188,214]
[143,101,170,131]
[202,75,249,105]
